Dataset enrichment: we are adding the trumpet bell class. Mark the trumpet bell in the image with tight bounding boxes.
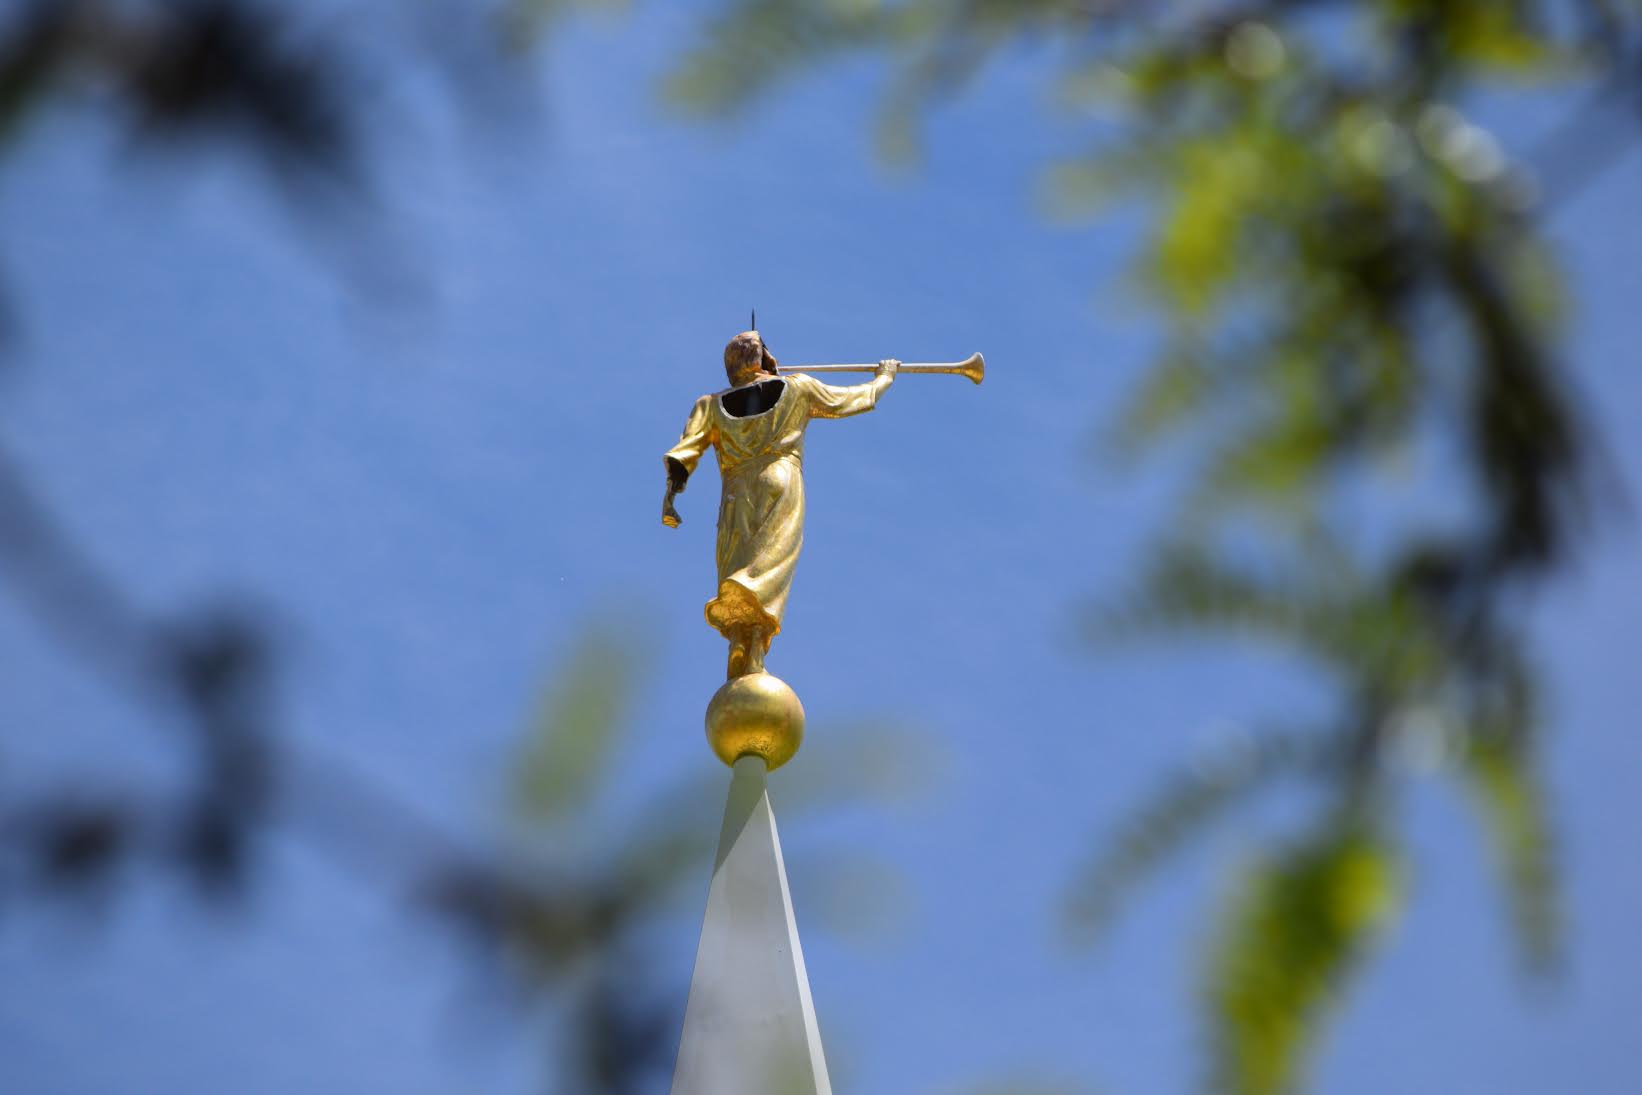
[955,352,985,385]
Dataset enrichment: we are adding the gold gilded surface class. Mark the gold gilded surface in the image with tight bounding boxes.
[705,672,806,770]
[664,346,893,664]
[665,329,983,764]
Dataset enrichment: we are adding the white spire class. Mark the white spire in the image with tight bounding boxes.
[672,756,832,1095]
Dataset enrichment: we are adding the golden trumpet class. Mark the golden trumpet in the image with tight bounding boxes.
[777,351,985,386]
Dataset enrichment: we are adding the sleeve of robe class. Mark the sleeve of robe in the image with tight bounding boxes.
[791,372,890,420]
[663,394,716,489]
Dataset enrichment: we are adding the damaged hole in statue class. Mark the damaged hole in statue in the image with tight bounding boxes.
[720,378,785,419]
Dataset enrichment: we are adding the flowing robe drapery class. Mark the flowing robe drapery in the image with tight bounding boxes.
[664,372,886,648]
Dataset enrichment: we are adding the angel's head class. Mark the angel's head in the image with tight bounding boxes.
[724,330,778,387]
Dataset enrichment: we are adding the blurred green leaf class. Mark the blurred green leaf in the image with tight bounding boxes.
[1108,343,1224,453]
[1379,0,1563,74]
[1465,735,1559,970]
[1208,824,1403,1095]
[1461,664,1561,971]
[1201,412,1333,505]
[659,0,892,116]
[492,0,1619,1087]
[1065,728,1331,944]
[513,631,638,823]
[0,14,61,148]
[1093,543,1310,647]
[1154,136,1261,314]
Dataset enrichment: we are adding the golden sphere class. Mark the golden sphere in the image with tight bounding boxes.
[705,672,805,770]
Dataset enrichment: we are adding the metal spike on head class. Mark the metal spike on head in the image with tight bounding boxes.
[750,308,756,334]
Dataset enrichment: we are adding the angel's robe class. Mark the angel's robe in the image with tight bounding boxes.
[664,371,889,648]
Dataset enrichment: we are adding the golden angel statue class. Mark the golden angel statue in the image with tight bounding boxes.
[662,329,898,680]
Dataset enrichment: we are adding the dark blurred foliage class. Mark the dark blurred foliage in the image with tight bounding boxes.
[5,0,1641,1092]
[418,635,719,1095]
[2,413,711,1088]
[0,2,706,1091]
[0,8,926,1090]
[635,1,1641,1092]
[0,440,272,900]
[0,0,362,210]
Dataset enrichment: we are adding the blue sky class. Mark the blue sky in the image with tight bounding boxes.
[1,6,1639,1094]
